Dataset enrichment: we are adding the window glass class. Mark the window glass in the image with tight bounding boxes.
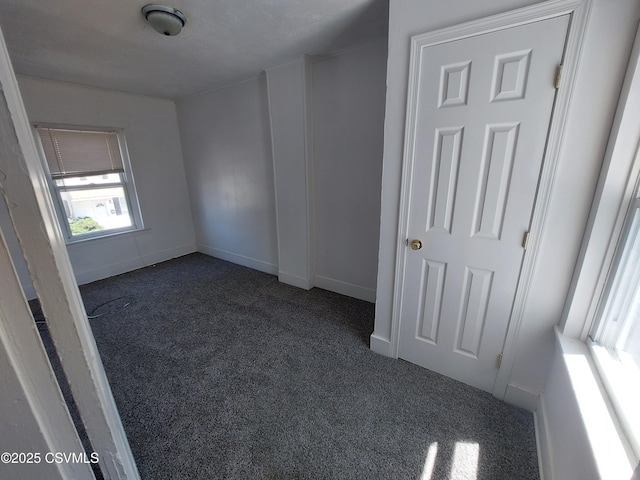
[35,126,141,241]
[59,184,132,236]
[593,199,640,370]
[591,196,640,458]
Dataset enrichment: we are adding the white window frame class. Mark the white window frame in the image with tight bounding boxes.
[588,190,640,458]
[33,124,144,243]
[560,22,640,466]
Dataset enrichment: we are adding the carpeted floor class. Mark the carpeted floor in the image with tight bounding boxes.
[76,253,538,479]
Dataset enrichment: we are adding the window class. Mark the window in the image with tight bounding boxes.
[35,126,142,241]
[590,188,640,459]
[559,25,640,471]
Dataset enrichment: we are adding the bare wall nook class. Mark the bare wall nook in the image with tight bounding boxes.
[177,43,387,302]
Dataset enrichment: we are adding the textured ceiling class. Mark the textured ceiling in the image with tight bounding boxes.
[0,0,388,99]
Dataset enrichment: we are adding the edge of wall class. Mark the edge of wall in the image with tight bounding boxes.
[370,333,392,357]
[74,242,196,286]
[314,275,376,303]
[198,242,378,302]
[278,271,313,290]
[504,383,539,411]
[535,394,552,480]
[197,242,278,275]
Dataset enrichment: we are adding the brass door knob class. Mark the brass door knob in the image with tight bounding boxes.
[410,239,423,250]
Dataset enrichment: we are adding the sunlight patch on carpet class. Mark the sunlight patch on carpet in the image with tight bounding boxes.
[449,441,479,480]
[420,442,438,480]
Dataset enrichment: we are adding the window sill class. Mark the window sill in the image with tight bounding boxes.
[554,329,637,479]
[588,341,640,458]
[65,227,148,246]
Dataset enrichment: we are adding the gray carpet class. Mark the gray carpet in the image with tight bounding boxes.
[78,253,538,479]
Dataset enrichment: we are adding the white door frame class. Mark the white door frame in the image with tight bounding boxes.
[0,29,140,479]
[0,203,94,479]
[389,0,592,399]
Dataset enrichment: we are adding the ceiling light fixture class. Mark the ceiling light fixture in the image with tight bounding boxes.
[141,4,186,37]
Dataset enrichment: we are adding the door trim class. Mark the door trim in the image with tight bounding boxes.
[390,0,592,400]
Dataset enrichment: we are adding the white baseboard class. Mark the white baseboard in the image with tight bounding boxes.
[197,243,278,276]
[314,275,376,303]
[196,244,377,301]
[74,243,197,286]
[503,383,539,412]
[278,271,313,290]
[535,394,552,480]
[141,243,197,266]
[370,333,392,357]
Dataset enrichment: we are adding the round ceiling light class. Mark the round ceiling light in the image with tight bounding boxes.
[142,4,186,36]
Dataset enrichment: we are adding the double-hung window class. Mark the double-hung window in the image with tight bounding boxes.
[589,188,640,458]
[562,25,640,473]
[35,126,143,242]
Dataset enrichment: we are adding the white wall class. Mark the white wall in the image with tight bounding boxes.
[537,341,600,480]
[266,59,314,288]
[312,43,387,302]
[177,46,387,301]
[536,334,636,479]
[505,0,639,406]
[177,76,279,274]
[372,0,640,409]
[3,77,196,291]
[537,24,640,479]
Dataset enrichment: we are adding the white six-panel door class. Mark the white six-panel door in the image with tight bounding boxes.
[398,15,570,392]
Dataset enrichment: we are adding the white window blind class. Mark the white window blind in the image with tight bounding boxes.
[37,127,124,179]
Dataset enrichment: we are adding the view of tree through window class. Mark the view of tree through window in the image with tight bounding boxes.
[55,173,132,237]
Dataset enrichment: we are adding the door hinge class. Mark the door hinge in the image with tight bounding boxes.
[496,353,503,369]
[522,231,530,250]
[554,64,563,89]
